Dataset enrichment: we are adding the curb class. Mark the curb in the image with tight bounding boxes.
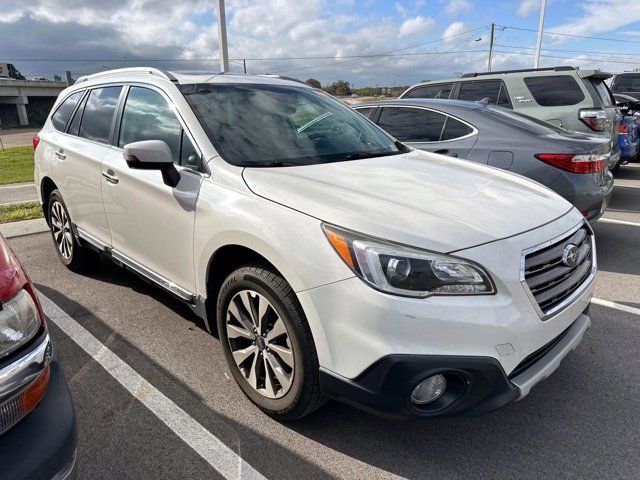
[0,218,49,239]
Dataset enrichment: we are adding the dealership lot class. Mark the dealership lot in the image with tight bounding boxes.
[4,164,639,479]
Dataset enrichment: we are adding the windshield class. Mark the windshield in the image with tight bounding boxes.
[181,83,403,167]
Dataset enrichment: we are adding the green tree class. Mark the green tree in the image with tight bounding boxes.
[305,78,322,88]
[324,80,352,96]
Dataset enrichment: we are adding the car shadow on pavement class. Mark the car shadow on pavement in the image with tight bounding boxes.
[606,185,640,215]
[36,284,334,480]
[613,165,640,181]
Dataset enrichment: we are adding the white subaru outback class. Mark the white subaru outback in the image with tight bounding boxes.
[34,68,595,419]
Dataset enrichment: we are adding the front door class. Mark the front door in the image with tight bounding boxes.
[101,85,203,296]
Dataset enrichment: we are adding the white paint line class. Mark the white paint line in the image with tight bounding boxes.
[592,298,640,316]
[599,217,640,228]
[615,184,640,190]
[37,290,267,480]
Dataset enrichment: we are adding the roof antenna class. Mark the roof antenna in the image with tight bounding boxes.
[477,98,490,105]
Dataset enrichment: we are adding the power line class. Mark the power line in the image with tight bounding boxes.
[492,49,640,65]
[495,43,640,57]
[499,24,640,45]
[274,26,488,75]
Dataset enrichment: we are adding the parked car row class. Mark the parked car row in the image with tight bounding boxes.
[31,68,595,427]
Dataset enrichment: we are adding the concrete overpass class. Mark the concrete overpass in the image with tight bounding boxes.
[0,79,66,127]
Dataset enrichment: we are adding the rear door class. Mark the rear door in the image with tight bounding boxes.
[52,86,122,245]
[375,106,478,158]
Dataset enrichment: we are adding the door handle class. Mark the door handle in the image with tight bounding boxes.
[102,169,119,184]
[55,149,66,160]
[434,149,459,158]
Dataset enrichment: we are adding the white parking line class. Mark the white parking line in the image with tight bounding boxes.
[592,298,640,316]
[36,290,267,480]
[599,218,640,228]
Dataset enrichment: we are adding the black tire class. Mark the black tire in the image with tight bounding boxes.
[216,265,325,420]
[47,190,99,272]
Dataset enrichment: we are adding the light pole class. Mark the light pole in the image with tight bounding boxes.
[534,0,548,69]
[488,23,495,72]
[216,0,230,72]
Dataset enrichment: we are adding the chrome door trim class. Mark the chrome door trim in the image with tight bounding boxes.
[76,227,196,302]
[110,250,195,302]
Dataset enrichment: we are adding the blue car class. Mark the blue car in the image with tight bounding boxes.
[615,94,640,168]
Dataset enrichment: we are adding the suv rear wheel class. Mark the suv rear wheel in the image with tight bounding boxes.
[47,190,99,272]
[216,265,325,420]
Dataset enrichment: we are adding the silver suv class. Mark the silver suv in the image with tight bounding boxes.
[400,66,621,167]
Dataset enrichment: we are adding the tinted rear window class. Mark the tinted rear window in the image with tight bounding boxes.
[591,80,614,107]
[403,83,453,99]
[79,87,122,144]
[355,107,374,118]
[523,76,585,106]
[613,74,640,92]
[51,91,83,131]
[441,117,473,140]
[377,107,446,142]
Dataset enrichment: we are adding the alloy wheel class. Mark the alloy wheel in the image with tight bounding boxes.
[226,290,295,399]
[50,200,73,260]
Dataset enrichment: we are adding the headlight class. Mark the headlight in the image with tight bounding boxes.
[323,224,495,297]
[0,289,41,359]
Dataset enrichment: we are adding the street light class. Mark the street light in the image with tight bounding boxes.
[216,0,230,72]
[534,0,548,69]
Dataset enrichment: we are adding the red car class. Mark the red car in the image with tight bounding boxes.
[0,233,77,479]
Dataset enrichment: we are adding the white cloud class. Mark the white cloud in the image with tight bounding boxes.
[517,0,540,17]
[443,0,473,16]
[398,16,435,38]
[442,21,466,42]
[550,1,640,37]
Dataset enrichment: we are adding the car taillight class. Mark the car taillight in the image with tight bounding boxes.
[619,123,628,135]
[32,134,40,150]
[535,153,608,174]
[578,109,609,131]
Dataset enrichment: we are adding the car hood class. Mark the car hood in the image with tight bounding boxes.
[242,150,574,252]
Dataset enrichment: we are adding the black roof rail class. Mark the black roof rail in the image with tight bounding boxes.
[156,68,178,82]
[460,66,575,78]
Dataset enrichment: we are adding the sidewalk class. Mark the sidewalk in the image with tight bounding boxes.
[0,182,38,205]
[0,218,48,238]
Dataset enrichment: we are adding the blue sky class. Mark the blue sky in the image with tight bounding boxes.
[2,0,640,86]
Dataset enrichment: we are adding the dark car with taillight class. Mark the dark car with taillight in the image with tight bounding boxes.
[0,233,77,479]
[355,98,614,222]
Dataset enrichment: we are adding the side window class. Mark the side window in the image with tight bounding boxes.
[119,87,181,163]
[180,131,200,169]
[523,76,585,106]
[377,107,446,142]
[79,87,123,144]
[119,87,197,168]
[355,107,373,118]
[50,91,84,131]
[441,117,474,140]
[403,83,454,99]
[458,80,502,104]
[497,84,511,108]
[67,94,88,137]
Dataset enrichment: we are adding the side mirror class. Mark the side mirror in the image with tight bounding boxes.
[123,140,180,187]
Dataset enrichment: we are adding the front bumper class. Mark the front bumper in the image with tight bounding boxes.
[320,312,590,419]
[0,358,77,480]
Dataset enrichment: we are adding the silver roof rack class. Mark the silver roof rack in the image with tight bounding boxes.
[75,67,177,84]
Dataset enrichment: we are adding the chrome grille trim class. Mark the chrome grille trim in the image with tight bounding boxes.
[520,221,596,320]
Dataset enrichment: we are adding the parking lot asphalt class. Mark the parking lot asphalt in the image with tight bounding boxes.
[6,163,640,480]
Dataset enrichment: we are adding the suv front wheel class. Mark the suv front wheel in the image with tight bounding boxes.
[217,265,325,420]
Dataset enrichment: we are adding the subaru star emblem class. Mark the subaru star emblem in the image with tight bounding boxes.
[562,244,579,267]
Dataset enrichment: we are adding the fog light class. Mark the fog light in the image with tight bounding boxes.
[411,374,446,405]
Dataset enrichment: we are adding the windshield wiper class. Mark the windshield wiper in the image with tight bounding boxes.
[256,160,303,168]
[344,149,404,161]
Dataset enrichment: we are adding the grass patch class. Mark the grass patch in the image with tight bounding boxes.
[0,201,43,224]
[0,146,35,185]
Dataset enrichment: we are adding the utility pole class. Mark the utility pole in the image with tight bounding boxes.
[534,0,548,69]
[243,59,247,74]
[216,0,230,72]
[487,23,495,72]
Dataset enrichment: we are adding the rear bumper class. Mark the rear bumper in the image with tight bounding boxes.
[320,310,590,419]
[572,170,614,222]
[0,359,77,479]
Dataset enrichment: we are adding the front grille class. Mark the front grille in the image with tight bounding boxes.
[0,392,26,436]
[523,224,594,316]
